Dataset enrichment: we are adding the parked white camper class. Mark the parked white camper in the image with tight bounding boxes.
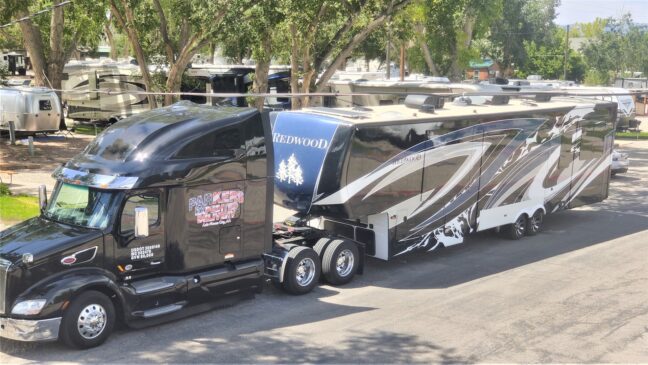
[0,87,62,134]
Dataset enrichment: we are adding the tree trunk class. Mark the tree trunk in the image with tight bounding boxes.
[164,41,203,106]
[414,23,440,76]
[289,24,301,110]
[252,36,272,111]
[104,23,118,61]
[110,0,157,108]
[17,13,48,87]
[449,13,476,80]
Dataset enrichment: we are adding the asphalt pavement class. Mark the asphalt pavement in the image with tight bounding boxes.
[1,142,648,363]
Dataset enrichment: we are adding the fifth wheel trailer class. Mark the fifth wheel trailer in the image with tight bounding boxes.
[0,96,616,348]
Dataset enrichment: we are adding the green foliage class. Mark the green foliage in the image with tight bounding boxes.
[0,183,11,196]
[477,0,559,77]
[580,14,648,84]
[615,131,648,140]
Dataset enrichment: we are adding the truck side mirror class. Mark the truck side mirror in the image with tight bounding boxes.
[134,206,149,238]
[38,185,47,212]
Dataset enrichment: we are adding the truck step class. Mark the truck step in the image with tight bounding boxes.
[130,276,185,295]
[141,302,185,319]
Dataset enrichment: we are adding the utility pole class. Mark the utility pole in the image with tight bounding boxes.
[563,25,570,80]
[400,45,405,81]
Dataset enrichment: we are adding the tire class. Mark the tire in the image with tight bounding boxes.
[321,239,359,286]
[282,246,321,295]
[501,214,527,240]
[313,237,333,257]
[526,209,544,236]
[60,290,116,349]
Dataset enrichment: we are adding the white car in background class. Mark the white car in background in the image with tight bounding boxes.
[611,150,629,176]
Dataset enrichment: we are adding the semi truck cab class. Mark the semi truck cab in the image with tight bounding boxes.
[0,102,361,348]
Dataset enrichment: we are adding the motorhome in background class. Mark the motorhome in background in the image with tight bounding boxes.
[0,87,62,134]
[614,78,648,116]
[62,60,149,124]
[182,64,291,109]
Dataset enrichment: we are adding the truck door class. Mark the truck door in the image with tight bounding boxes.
[113,189,166,279]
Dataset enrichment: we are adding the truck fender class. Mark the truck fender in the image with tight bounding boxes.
[13,267,128,320]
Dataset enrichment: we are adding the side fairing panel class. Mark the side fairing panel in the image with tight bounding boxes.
[272,112,350,212]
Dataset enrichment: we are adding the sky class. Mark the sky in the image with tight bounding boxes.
[555,0,648,25]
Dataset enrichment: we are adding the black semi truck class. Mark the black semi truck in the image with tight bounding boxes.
[0,96,616,348]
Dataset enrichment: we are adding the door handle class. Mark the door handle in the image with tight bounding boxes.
[150,260,162,266]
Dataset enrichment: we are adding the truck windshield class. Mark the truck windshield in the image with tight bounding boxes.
[44,183,120,229]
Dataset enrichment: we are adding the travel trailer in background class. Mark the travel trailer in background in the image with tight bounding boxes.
[0,87,62,134]
[0,92,617,348]
[62,60,149,123]
[0,52,27,76]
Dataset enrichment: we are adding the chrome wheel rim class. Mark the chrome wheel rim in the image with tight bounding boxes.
[295,257,316,287]
[515,217,526,236]
[336,249,355,277]
[77,304,107,340]
[531,213,542,231]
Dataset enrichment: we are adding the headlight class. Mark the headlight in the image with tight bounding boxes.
[11,299,47,316]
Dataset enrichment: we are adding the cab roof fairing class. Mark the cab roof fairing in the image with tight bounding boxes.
[58,102,260,190]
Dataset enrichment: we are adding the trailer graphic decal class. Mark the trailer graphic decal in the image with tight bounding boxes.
[276,153,304,186]
[306,107,613,257]
[188,190,245,227]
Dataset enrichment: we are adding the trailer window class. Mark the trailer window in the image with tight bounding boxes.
[39,99,52,111]
[120,193,160,234]
[173,127,242,159]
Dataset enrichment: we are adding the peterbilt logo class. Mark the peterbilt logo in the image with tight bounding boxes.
[61,246,98,266]
[273,133,329,149]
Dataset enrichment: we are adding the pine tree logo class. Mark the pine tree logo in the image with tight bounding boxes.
[277,153,304,186]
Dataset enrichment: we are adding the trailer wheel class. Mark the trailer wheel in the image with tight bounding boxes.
[282,246,321,295]
[60,290,115,349]
[501,214,527,240]
[526,210,544,236]
[322,239,359,285]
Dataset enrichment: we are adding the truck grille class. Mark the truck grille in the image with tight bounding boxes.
[0,258,10,315]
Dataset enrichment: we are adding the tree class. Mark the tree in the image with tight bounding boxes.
[280,0,413,108]
[476,0,559,77]
[109,0,234,106]
[0,0,106,95]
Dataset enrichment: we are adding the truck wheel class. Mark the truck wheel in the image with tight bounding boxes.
[283,246,321,295]
[501,214,527,240]
[60,290,115,349]
[322,239,359,285]
[526,210,544,236]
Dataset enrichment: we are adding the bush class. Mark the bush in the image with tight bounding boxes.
[0,183,11,196]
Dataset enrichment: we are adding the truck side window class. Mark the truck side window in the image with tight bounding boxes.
[173,127,241,159]
[120,193,159,234]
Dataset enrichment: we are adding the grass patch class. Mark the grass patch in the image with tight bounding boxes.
[0,195,40,222]
[615,131,648,139]
[72,123,107,136]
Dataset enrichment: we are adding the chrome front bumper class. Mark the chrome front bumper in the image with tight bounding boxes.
[0,317,61,342]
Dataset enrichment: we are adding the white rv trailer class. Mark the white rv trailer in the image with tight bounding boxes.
[0,87,62,134]
[62,60,149,123]
[562,86,636,130]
